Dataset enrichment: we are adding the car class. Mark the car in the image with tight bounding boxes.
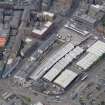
[81,73,88,81]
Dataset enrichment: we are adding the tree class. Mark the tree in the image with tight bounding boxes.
[101,101,105,105]
[102,18,105,27]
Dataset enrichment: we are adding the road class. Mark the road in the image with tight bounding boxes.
[0,77,74,105]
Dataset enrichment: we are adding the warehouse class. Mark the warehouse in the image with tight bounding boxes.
[14,34,57,83]
[30,42,74,81]
[77,40,105,70]
[43,57,73,82]
[77,53,100,70]
[69,46,84,59]
[87,40,105,56]
[43,46,84,81]
[54,69,78,88]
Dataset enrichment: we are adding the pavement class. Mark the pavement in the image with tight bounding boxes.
[0,57,105,105]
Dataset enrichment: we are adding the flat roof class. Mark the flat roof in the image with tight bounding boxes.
[43,46,83,81]
[77,40,105,70]
[43,11,54,17]
[54,69,77,88]
[30,43,74,81]
[87,40,105,56]
[77,53,99,70]
[32,21,53,36]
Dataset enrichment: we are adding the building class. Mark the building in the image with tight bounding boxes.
[0,60,4,78]
[87,40,105,56]
[42,11,55,21]
[75,14,97,29]
[57,22,90,45]
[74,4,105,30]
[10,10,22,29]
[88,4,105,20]
[57,0,73,9]
[33,102,43,105]
[77,40,105,70]
[77,53,100,70]
[37,34,57,54]
[32,21,54,38]
[32,11,55,38]
[14,60,34,85]
[54,69,78,88]
[65,21,89,36]
[14,34,57,84]
[30,42,74,81]
[0,2,14,9]
[20,39,38,57]
[42,0,54,10]
[43,46,84,81]
[2,57,21,78]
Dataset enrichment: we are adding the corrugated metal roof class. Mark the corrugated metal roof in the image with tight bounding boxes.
[43,56,73,81]
[43,46,83,81]
[30,43,74,81]
[77,53,100,70]
[77,41,105,70]
[54,69,77,88]
[87,40,105,56]
[69,46,84,59]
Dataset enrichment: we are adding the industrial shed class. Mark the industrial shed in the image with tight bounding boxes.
[77,40,105,70]
[30,42,74,81]
[43,56,73,81]
[54,69,78,88]
[87,40,105,56]
[77,53,99,70]
[43,46,84,81]
[68,46,84,59]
